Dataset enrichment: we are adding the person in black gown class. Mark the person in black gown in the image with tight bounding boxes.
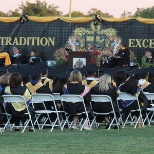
[116,42,130,67]
[91,74,119,128]
[119,76,148,127]
[63,70,91,130]
[10,47,26,66]
[3,72,35,132]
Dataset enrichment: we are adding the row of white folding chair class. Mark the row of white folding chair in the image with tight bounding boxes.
[2,95,35,133]
[2,94,63,133]
[117,92,144,128]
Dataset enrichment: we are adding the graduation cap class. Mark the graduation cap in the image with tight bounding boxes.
[85,64,99,75]
[123,68,133,77]
[53,72,70,80]
[132,68,148,79]
[54,63,68,73]
[147,66,154,75]
[103,66,123,76]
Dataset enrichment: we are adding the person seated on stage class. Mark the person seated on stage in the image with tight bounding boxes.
[29,50,42,65]
[116,42,130,67]
[82,64,99,89]
[100,49,116,68]
[3,72,35,132]
[90,74,120,128]
[144,50,153,64]
[10,47,26,66]
[119,76,148,127]
[63,70,91,130]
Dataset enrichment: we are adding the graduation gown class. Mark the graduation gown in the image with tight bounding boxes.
[63,82,91,114]
[117,48,130,66]
[119,84,148,121]
[26,81,53,110]
[82,78,99,90]
[11,54,26,64]
[42,77,53,91]
[90,84,119,114]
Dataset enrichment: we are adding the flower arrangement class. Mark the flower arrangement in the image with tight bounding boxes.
[89,50,101,65]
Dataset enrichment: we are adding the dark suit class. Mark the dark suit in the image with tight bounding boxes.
[100,56,116,68]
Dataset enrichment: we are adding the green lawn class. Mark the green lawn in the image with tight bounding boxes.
[1,126,154,154]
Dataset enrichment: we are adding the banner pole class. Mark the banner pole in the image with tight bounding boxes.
[69,0,72,18]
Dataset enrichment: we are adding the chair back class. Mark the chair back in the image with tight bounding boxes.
[143,93,154,101]
[91,95,112,102]
[52,93,61,101]
[2,95,26,103]
[31,94,54,103]
[117,92,138,101]
[61,94,84,103]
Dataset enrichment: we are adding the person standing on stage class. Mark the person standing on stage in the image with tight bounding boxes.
[116,42,130,67]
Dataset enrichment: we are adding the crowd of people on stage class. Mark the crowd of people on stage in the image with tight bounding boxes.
[0,43,154,133]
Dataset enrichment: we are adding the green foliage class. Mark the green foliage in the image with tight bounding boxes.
[86,8,113,17]
[19,0,62,16]
[140,56,154,68]
[55,59,68,66]
[64,11,85,17]
[0,11,7,17]
[133,6,154,18]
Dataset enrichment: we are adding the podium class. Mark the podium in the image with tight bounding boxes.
[67,51,91,68]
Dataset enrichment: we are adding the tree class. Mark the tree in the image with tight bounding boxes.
[64,11,85,17]
[86,8,113,17]
[7,9,20,17]
[0,11,7,17]
[19,0,63,16]
[133,6,154,18]
[121,10,133,18]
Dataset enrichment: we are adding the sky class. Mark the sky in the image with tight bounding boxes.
[0,0,154,17]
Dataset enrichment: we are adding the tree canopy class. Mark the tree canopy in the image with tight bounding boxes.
[133,6,154,18]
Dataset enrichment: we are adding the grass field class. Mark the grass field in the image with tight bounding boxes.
[1,125,154,154]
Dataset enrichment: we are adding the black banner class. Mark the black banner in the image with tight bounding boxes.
[0,18,154,62]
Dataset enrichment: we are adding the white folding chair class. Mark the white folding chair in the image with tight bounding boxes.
[90,95,119,130]
[61,94,90,131]
[31,94,62,131]
[117,92,143,128]
[2,95,35,133]
[143,93,154,125]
